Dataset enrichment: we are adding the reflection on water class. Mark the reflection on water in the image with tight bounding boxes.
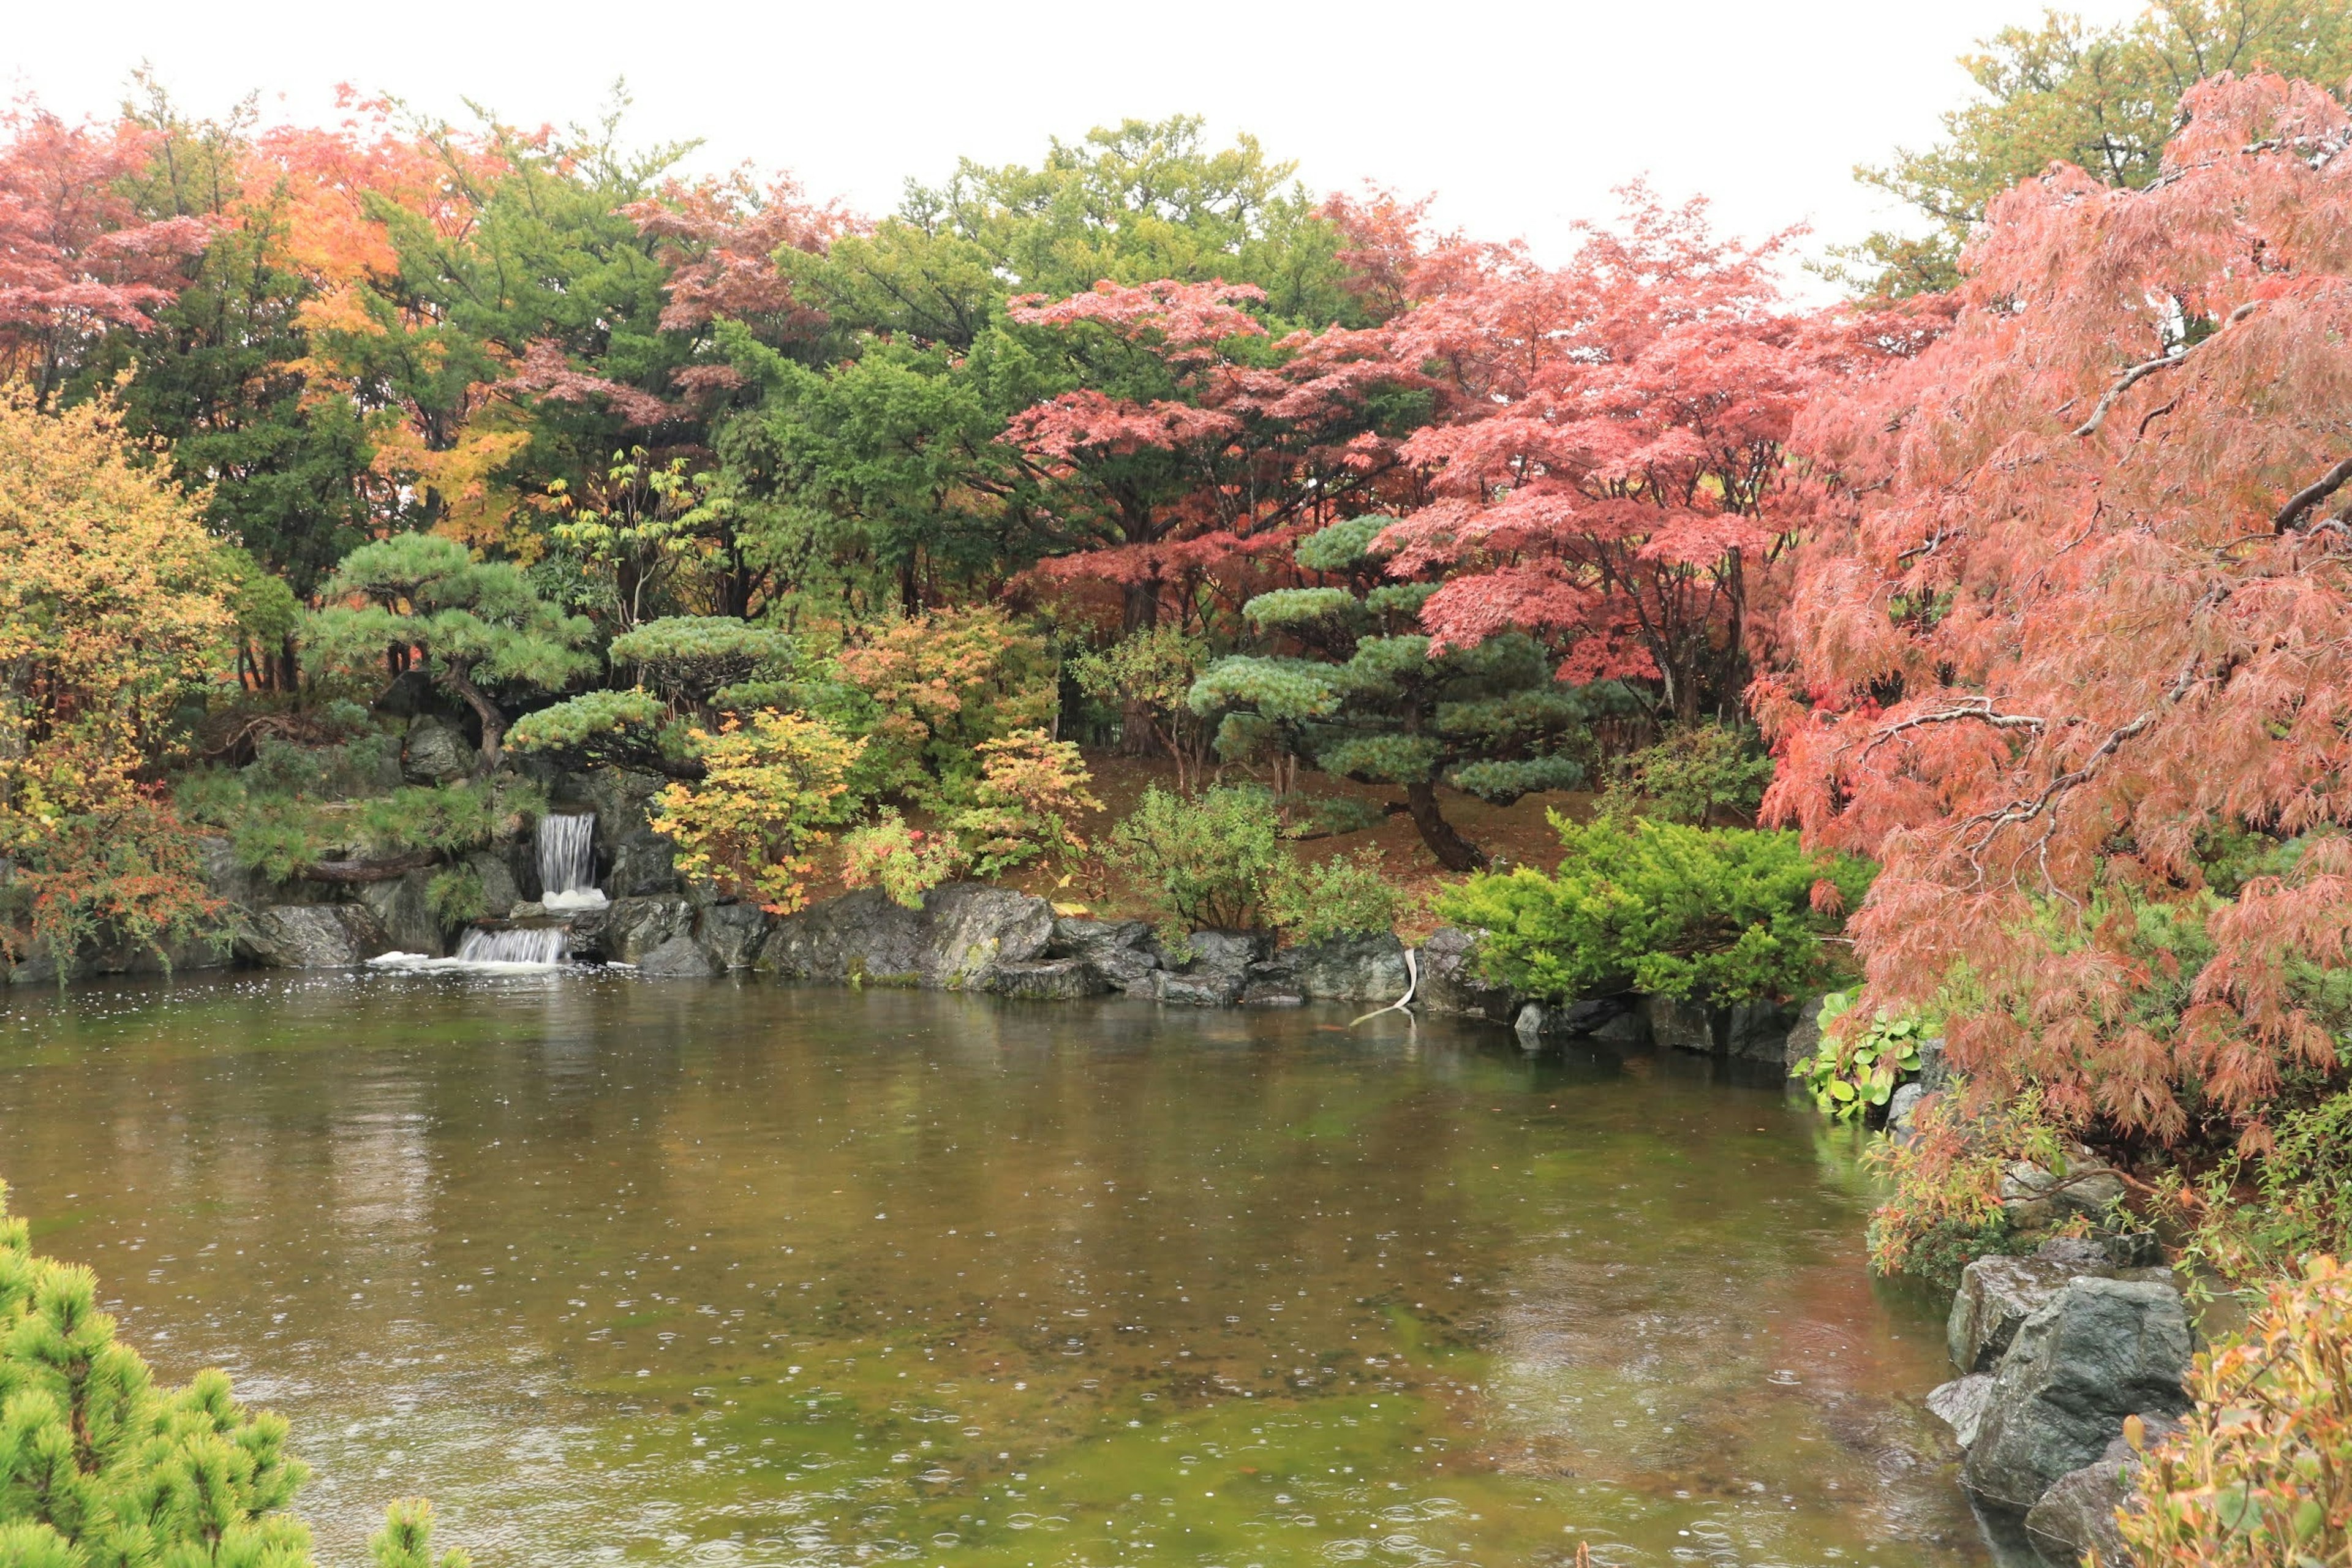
[0,973,1983,1567]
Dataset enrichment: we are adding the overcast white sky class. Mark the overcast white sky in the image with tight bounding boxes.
[6,0,2143,292]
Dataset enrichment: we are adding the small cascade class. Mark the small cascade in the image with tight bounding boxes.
[537,812,605,911]
[453,925,570,965]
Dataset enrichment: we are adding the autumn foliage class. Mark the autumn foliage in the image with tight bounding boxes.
[1766,74,2352,1144]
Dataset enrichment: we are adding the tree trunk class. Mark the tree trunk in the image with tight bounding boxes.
[442,666,505,768]
[1404,780,1487,872]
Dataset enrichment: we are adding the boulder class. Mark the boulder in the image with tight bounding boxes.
[2023,1455,2132,1566]
[602,895,696,964]
[1046,918,1159,993]
[1642,993,1717,1054]
[1241,978,1306,1006]
[1782,994,1828,1071]
[693,902,770,971]
[634,933,721,978]
[466,850,522,919]
[987,957,1112,1000]
[1927,1373,1997,1450]
[1962,1278,2193,1510]
[1950,1254,2094,1373]
[1146,930,1267,1007]
[1724,998,1798,1062]
[402,714,473,785]
[1917,1034,1953,1092]
[758,883,1053,989]
[1413,927,1517,1022]
[356,868,445,957]
[235,904,394,968]
[571,766,677,895]
[1888,1082,1928,1139]
[605,833,678,897]
[1513,1001,1553,1046]
[1281,932,1409,1003]
[2002,1155,2128,1230]
[1589,1007,1651,1047]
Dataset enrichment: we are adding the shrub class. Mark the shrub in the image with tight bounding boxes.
[507,688,700,778]
[840,811,967,909]
[1069,627,1214,791]
[1439,813,1874,1003]
[1597,721,1775,826]
[1105,786,1286,957]
[2171,1087,2352,1291]
[426,865,489,924]
[946,729,1102,879]
[1792,992,1931,1121]
[0,793,222,983]
[0,1179,467,1568]
[608,617,794,711]
[1266,850,1409,944]
[2122,1254,2352,1567]
[1863,1088,2067,1284]
[654,710,863,913]
[830,606,1055,799]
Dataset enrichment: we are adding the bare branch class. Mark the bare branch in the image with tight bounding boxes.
[2274,454,2352,533]
[2071,301,2258,438]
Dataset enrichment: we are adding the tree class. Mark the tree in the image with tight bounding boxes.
[652,709,862,912]
[1374,190,1833,729]
[1843,1,2352,295]
[0,105,210,397]
[1192,516,1603,870]
[0,1178,469,1568]
[308,535,594,766]
[1765,74,2352,1145]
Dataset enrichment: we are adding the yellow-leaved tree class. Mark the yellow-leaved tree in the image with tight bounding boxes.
[0,390,232,973]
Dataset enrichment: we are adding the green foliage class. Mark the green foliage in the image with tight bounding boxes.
[606,617,794,710]
[1276,793,1389,840]
[306,535,595,760]
[507,689,694,775]
[943,730,1102,879]
[1597,722,1775,826]
[2121,1255,2352,1568]
[1068,627,1214,789]
[1265,850,1409,944]
[653,711,864,913]
[1793,992,1931,1120]
[1440,814,1874,1004]
[828,607,1057,802]
[425,865,488,925]
[2171,1086,2352,1292]
[0,794,223,984]
[0,1178,467,1568]
[1104,786,1287,958]
[1864,1088,2068,1284]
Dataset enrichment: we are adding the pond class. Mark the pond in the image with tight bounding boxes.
[0,973,1986,1568]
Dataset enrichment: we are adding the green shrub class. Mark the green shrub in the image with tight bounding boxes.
[1597,721,1776,825]
[1438,813,1874,1003]
[608,617,794,709]
[1266,850,1409,943]
[1793,992,1931,1120]
[507,689,696,776]
[426,865,489,924]
[840,811,967,909]
[0,1179,467,1568]
[2172,1086,2352,1291]
[1105,786,1286,959]
[1864,1088,2067,1284]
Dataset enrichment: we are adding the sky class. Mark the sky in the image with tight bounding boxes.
[3,0,2145,290]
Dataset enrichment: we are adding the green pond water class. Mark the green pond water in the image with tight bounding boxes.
[0,972,1987,1568]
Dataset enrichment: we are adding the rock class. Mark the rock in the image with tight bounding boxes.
[1153,970,1246,1006]
[1928,1373,1997,1450]
[466,850,522,919]
[1783,995,1828,1070]
[2101,1230,2165,1268]
[356,868,444,957]
[1413,927,1517,1022]
[2003,1156,2128,1228]
[693,902,769,971]
[1950,1254,2095,1373]
[1046,918,1159,993]
[1589,1007,1651,1047]
[1241,979,1306,1006]
[1917,1035,1953,1091]
[601,895,695,964]
[235,904,394,968]
[1962,1278,2193,1510]
[1146,930,1267,1007]
[1888,1082,1928,1137]
[604,833,676,897]
[2024,1455,2133,1566]
[571,766,676,895]
[1283,932,1409,1003]
[758,883,1053,989]
[1724,998,1798,1063]
[988,957,1112,1000]
[1514,1001,1552,1046]
[1642,993,1717,1054]
[372,669,438,718]
[402,714,473,785]
[634,933,720,978]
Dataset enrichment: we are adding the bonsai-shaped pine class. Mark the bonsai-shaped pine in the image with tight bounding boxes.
[1190,516,1609,870]
[508,618,794,780]
[0,1178,468,1568]
[307,535,595,767]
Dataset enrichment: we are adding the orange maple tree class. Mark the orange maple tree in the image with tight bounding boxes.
[1764,73,2352,1145]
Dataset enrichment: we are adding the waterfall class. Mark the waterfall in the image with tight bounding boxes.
[453,925,570,965]
[537,812,605,911]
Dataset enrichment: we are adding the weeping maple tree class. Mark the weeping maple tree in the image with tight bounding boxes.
[1371,189,1831,726]
[1764,73,2352,1146]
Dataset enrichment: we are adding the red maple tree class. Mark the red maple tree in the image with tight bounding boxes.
[1764,73,2352,1145]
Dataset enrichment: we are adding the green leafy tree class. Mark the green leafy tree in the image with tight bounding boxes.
[1842,0,2352,294]
[0,1178,468,1568]
[608,616,794,715]
[1439,814,1875,1003]
[1191,517,1607,871]
[307,535,594,766]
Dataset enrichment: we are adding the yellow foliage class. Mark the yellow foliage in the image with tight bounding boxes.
[653,710,863,914]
